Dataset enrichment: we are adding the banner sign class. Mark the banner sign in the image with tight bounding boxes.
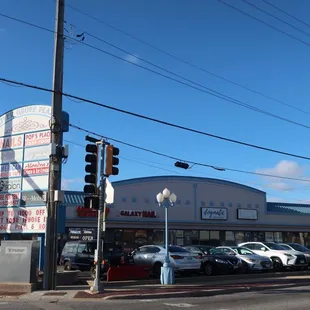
[0,179,22,193]
[0,206,47,233]
[0,163,22,178]
[0,105,51,227]
[21,191,46,206]
[0,135,24,151]
[23,160,49,176]
[201,207,228,220]
[0,149,23,165]
[24,145,50,161]
[24,130,51,147]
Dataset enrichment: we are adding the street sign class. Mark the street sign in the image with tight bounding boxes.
[105,179,114,204]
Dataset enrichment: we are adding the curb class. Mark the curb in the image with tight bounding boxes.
[73,280,310,300]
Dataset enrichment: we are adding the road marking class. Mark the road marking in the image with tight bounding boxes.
[140,300,154,302]
[163,304,195,308]
[0,302,8,305]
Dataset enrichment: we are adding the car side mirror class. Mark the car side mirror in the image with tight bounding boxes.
[260,247,266,251]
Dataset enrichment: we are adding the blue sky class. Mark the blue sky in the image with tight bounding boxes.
[1,0,310,203]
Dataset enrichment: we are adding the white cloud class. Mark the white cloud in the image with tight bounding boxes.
[62,178,84,191]
[124,54,139,64]
[256,160,304,178]
[256,160,307,192]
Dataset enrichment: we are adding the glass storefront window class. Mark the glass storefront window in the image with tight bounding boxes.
[123,230,135,243]
[210,231,220,240]
[200,231,209,240]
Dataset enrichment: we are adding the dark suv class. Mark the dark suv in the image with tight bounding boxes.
[59,240,127,273]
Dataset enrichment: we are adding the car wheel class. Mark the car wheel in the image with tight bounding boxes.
[204,263,213,276]
[153,262,162,278]
[272,257,283,271]
[64,261,72,271]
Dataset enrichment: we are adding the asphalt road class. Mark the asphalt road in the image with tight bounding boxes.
[2,285,310,309]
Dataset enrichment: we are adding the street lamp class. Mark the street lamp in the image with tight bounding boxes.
[156,188,177,285]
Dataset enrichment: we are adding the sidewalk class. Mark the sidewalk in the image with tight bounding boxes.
[3,273,310,301]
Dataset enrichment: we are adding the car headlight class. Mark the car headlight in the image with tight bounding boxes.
[215,259,228,264]
[284,254,294,257]
[244,258,257,263]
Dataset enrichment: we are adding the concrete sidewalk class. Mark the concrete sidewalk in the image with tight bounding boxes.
[3,273,310,302]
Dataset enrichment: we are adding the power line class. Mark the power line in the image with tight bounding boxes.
[65,139,310,202]
[2,76,310,160]
[217,0,310,47]
[1,13,310,129]
[67,123,310,183]
[241,0,310,37]
[262,0,310,29]
[65,3,310,116]
[85,32,310,128]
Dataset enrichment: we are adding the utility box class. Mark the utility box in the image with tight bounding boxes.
[0,240,40,283]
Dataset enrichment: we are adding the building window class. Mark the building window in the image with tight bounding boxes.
[201,201,205,206]
[237,203,241,208]
[210,201,214,207]
[122,197,127,203]
[220,202,225,207]
[144,198,149,204]
[247,204,252,208]
[176,199,181,205]
[255,204,259,209]
[228,202,233,207]
[186,200,191,205]
[132,197,137,203]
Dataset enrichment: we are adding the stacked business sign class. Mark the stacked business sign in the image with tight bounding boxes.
[0,105,51,234]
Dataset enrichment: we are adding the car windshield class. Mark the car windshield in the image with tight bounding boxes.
[209,248,225,255]
[233,247,254,255]
[167,246,190,253]
[264,243,286,250]
[288,243,310,252]
[197,246,213,253]
[279,244,292,250]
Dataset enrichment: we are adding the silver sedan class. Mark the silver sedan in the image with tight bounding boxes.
[216,246,273,272]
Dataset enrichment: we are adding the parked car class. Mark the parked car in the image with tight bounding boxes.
[216,246,273,272]
[239,242,308,271]
[59,240,128,274]
[132,245,201,276]
[184,245,243,276]
[278,243,310,266]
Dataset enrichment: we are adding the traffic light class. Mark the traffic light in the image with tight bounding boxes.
[84,196,99,210]
[84,143,98,194]
[174,161,189,169]
[105,145,120,176]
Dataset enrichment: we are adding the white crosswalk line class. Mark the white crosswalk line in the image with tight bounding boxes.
[163,303,195,307]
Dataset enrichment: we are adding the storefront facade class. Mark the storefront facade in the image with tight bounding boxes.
[63,176,310,253]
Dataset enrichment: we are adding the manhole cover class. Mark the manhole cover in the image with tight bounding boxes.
[44,292,67,296]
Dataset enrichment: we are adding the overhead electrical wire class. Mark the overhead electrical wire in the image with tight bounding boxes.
[1,12,310,130]
[2,76,310,161]
[241,0,310,37]
[262,0,310,29]
[66,122,310,183]
[65,2,310,115]
[217,0,310,48]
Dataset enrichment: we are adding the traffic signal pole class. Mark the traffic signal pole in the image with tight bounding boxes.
[91,139,106,293]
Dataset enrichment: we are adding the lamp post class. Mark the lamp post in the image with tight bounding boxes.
[156,188,177,285]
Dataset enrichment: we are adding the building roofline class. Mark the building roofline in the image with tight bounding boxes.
[110,175,266,194]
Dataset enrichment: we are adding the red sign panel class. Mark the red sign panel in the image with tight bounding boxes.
[76,206,110,218]
[24,130,51,147]
[23,160,49,176]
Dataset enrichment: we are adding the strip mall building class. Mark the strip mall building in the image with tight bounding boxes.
[61,175,310,253]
